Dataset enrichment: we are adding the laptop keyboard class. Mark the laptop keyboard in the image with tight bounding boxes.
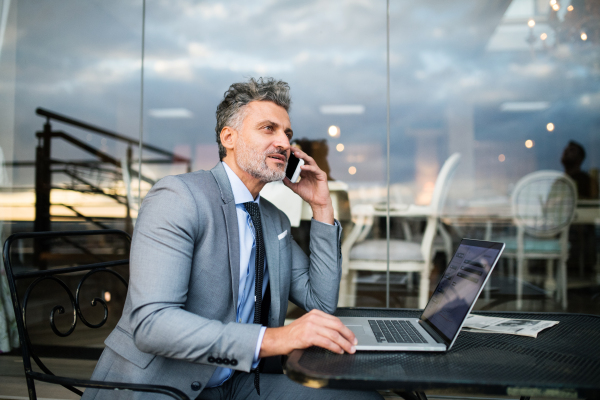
[368,320,427,344]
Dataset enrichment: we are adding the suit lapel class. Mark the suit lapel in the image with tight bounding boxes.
[211,163,240,310]
[222,203,240,310]
[260,205,280,326]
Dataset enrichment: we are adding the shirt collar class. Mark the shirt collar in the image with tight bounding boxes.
[222,161,260,205]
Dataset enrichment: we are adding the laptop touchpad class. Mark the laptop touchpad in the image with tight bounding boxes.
[346,325,366,336]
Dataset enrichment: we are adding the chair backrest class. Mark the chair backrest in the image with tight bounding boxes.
[511,170,578,238]
[429,153,462,215]
[3,230,131,399]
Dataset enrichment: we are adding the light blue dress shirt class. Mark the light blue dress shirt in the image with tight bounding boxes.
[206,162,269,388]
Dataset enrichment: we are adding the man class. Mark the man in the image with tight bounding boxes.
[561,141,597,274]
[561,141,595,200]
[82,78,382,399]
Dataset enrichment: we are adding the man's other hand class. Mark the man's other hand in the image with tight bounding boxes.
[259,309,357,357]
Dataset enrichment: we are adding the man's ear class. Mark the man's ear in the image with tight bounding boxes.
[220,127,237,155]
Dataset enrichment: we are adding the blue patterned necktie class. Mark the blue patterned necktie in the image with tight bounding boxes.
[243,201,265,395]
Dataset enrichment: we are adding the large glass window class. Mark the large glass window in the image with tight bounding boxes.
[0,0,144,353]
[1,0,598,356]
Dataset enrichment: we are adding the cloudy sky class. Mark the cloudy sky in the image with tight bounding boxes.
[3,0,599,197]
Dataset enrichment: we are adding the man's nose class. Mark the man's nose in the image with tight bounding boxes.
[274,131,291,150]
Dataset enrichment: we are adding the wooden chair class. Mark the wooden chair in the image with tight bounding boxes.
[339,153,461,308]
[3,229,190,400]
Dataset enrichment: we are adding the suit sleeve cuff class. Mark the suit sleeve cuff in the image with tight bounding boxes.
[252,326,267,367]
[311,217,340,227]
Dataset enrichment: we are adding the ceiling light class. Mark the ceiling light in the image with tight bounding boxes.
[148,108,194,118]
[525,140,534,148]
[528,19,535,28]
[498,154,505,162]
[581,32,588,41]
[546,122,555,132]
[540,33,548,40]
[328,125,340,137]
[336,143,345,152]
[567,5,574,11]
[348,166,357,175]
[500,102,550,112]
[320,105,365,115]
[552,3,560,11]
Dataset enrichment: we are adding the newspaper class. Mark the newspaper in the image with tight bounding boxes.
[462,314,559,338]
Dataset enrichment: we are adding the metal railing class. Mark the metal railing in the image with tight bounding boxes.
[9,108,193,236]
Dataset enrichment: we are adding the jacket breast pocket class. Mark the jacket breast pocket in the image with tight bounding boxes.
[105,326,157,369]
[279,236,291,251]
[278,236,291,267]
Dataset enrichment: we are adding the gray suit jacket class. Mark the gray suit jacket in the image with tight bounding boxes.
[82,162,342,399]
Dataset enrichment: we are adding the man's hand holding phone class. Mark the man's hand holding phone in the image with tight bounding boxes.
[285,151,304,183]
[283,148,334,225]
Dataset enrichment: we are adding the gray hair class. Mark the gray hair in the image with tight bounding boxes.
[215,77,291,160]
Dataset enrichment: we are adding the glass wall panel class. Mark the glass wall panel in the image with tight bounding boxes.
[389,0,599,313]
[0,0,143,352]
[1,0,144,232]
[1,0,598,360]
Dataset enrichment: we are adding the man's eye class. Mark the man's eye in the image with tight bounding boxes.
[264,125,273,131]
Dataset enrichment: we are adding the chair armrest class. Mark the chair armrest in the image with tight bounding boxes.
[29,371,191,400]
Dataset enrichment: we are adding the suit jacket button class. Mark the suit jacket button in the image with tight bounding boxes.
[230,359,238,366]
[191,382,202,391]
[208,356,215,363]
[216,357,223,364]
[223,358,230,365]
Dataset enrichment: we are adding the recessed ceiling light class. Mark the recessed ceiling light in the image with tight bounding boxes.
[328,125,340,137]
[500,102,550,112]
[148,108,194,118]
[320,105,365,115]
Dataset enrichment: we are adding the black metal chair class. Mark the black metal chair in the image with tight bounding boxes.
[3,229,190,400]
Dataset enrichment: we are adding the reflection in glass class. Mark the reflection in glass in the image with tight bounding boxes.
[0,0,597,338]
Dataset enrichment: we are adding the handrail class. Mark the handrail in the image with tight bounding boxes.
[31,109,191,232]
[36,107,190,163]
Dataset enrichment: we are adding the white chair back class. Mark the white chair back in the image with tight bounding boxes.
[511,170,577,238]
[429,153,462,215]
[420,153,461,260]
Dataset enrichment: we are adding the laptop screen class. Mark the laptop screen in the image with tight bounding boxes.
[421,239,504,345]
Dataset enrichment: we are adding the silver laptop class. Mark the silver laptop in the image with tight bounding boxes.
[340,239,505,351]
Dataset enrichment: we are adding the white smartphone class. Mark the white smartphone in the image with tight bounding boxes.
[285,152,304,183]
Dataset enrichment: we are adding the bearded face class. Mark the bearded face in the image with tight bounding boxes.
[235,132,288,183]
